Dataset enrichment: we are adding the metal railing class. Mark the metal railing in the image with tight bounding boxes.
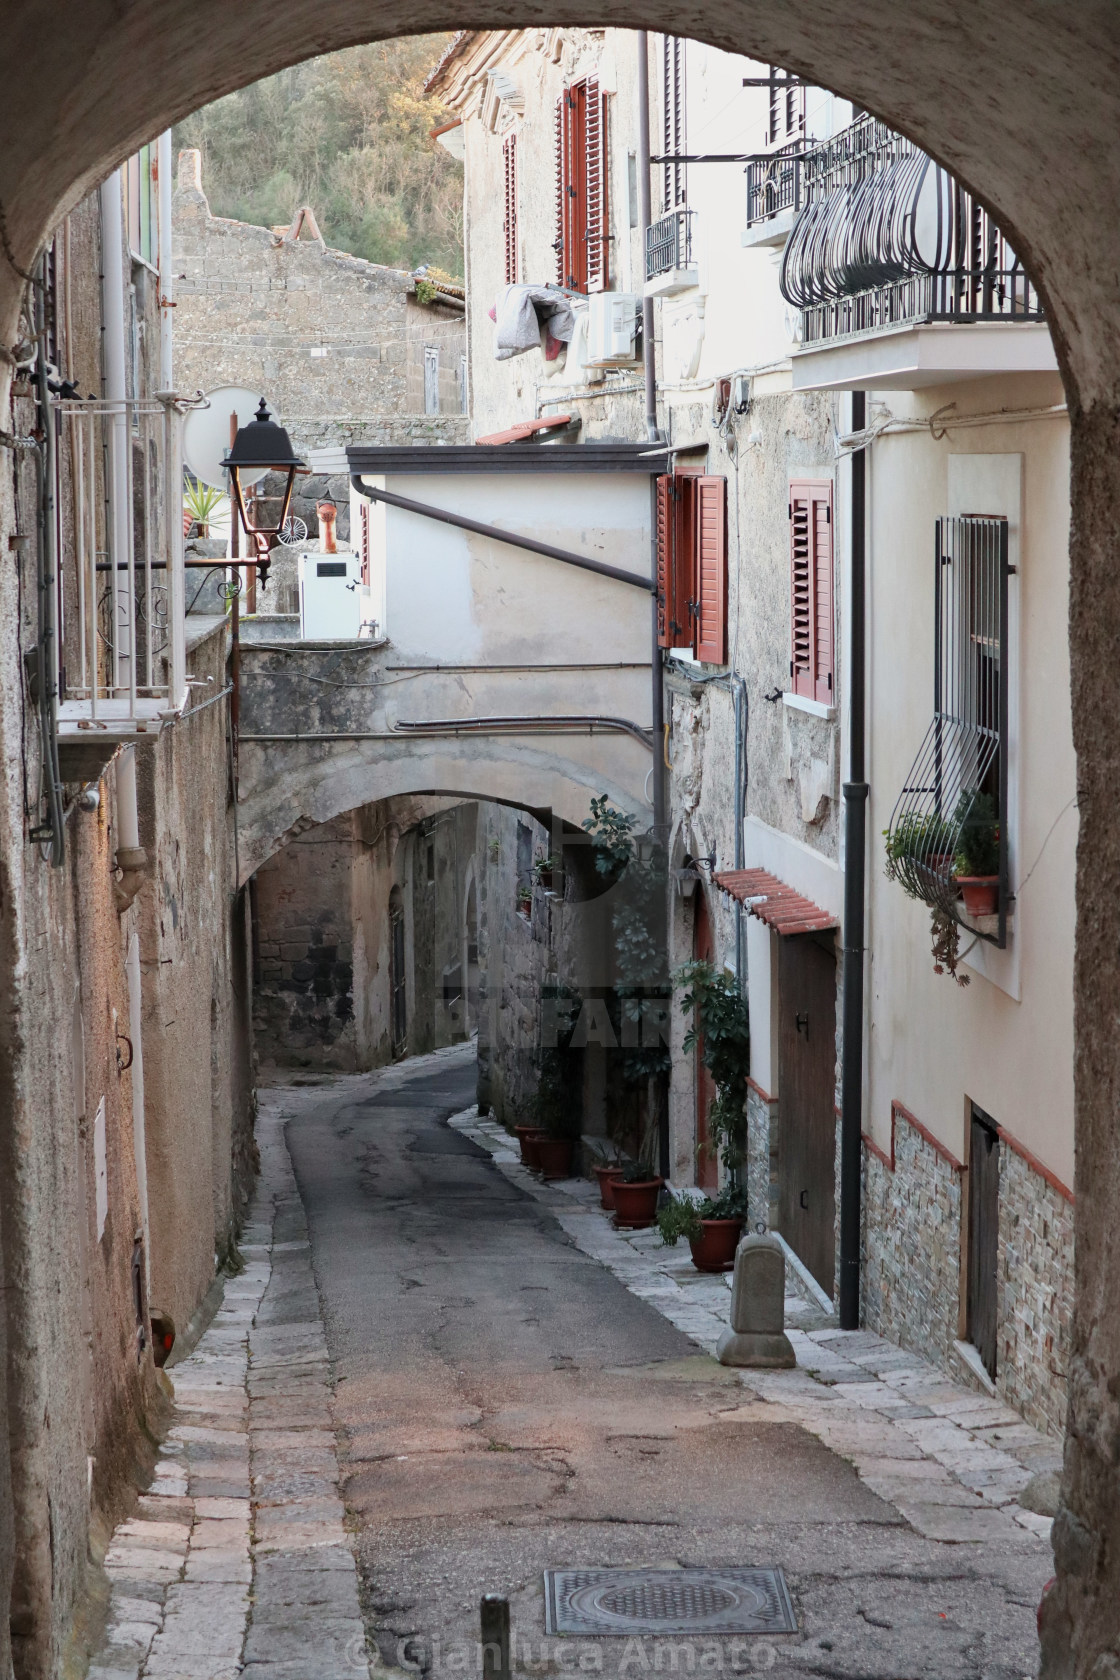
[745,139,807,228]
[645,207,695,281]
[55,396,187,726]
[780,114,1043,339]
[885,516,1010,948]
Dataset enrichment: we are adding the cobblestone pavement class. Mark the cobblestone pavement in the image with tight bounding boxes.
[450,1107,1061,1552]
[88,1044,1059,1680]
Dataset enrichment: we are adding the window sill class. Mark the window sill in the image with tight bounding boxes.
[783,691,835,722]
[643,268,701,299]
[741,210,796,250]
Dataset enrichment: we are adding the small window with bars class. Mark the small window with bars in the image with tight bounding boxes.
[885,515,1010,948]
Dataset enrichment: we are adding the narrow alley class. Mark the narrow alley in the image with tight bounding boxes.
[93,1046,1056,1680]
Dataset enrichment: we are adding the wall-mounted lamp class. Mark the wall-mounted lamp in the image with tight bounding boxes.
[221,398,306,580]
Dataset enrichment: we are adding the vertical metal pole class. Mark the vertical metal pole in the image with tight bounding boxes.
[229,412,240,740]
[839,389,867,1331]
[637,33,658,443]
[480,1596,510,1680]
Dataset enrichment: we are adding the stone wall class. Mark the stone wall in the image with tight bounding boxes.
[997,1143,1074,1437]
[172,147,468,538]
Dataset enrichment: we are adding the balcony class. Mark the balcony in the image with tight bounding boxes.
[644,207,698,297]
[742,139,807,249]
[779,116,1055,389]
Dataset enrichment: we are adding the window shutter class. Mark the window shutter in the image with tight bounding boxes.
[663,37,686,210]
[360,502,370,588]
[503,132,518,286]
[693,476,727,665]
[655,475,693,649]
[585,77,609,293]
[554,95,568,286]
[789,479,834,702]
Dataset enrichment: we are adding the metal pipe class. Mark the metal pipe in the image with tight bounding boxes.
[156,131,173,389]
[349,477,654,593]
[839,389,868,1331]
[239,718,653,748]
[33,257,65,865]
[100,171,129,698]
[636,33,658,443]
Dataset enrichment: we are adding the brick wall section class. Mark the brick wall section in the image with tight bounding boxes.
[997,1143,1073,1436]
[861,1114,963,1368]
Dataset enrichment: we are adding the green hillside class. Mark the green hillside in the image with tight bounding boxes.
[175,36,462,276]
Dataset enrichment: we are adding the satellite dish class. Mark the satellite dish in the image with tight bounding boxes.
[183,385,274,490]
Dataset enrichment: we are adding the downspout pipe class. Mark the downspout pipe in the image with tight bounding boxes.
[100,171,130,697]
[839,390,868,1331]
[636,33,659,443]
[156,131,173,390]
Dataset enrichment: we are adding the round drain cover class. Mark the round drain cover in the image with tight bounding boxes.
[544,1568,797,1637]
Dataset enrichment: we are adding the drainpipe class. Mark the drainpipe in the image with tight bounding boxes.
[100,171,130,697]
[636,33,658,443]
[156,130,174,390]
[113,746,148,911]
[839,390,868,1331]
[732,677,747,984]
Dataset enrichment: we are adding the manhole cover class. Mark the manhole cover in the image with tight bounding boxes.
[543,1569,797,1636]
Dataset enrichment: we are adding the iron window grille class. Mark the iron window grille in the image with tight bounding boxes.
[646,206,695,280]
[885,516,1010,948]
[745,138,807,227]
[780,114,1043,342]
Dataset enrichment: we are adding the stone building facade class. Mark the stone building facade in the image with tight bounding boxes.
[172,148,468,537]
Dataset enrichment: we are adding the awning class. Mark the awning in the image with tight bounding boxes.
[475,415,572,446]
[713,868,839,935]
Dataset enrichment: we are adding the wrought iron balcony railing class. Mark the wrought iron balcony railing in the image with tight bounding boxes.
[780,114,1044,340]
[645,207,695,281]
[745,139,807,228]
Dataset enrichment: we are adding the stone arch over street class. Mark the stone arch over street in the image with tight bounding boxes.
[3,4,1120,1674]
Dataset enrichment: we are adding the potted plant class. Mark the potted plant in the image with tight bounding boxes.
[953,791,1000,916]
[884,811,956,893]
[533,850,559,892]
[516,884,532,919]
[675,959,751,1184]
[657,1185,749,1272]
[183,475,224,539]
[611,1156,665,1228]
[592,1157,626,1210]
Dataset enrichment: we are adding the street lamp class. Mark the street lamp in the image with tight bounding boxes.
[221,397,305,575]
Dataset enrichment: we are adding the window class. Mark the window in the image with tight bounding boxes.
[502,132,519,285]
[788,480,834,703]
[124,144,158,268]
[423,345,439,414]
[766,67,805,150]
[459,354,468,414]
[662,36,686,210]
[359,501,370,588]
[655,473,727,664]
[554,76,610,293]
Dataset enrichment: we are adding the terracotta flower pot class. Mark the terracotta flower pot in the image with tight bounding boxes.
[594,1163,626,1210]
[521,1130,547,1171]
[957,875,999,916]
[612,1178,664,1229]
[536,1136,574,1180]
[514,1125,536,1165]
[688,1218,744,1273]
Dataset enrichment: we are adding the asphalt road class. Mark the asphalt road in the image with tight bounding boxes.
[284,1051,1051,1680]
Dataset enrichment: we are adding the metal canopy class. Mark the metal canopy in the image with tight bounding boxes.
[346,443,671,476]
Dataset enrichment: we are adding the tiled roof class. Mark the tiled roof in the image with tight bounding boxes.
[474,415,573,446]
[713,868,839,935]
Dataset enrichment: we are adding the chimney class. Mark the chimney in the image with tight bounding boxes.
[178,149,203,194]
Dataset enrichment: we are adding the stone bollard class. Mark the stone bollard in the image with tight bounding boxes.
[717,1232,796,1368]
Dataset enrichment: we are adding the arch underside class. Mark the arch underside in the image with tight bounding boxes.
[236,733,649,881]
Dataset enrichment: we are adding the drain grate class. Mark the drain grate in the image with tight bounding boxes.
[543,1569,797,1637]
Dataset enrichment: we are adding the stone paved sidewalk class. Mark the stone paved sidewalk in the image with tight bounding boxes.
[450,1107,1061,1554]
[90,1104,371,1680]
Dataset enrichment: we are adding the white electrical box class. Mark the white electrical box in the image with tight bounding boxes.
[298,551,366,640]
[585,293,640,366]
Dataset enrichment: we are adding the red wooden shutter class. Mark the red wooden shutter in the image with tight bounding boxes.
[693,476,727,664]
[360,501,370,587]
[655,475,693,649]
[789,479,834,702]
[585,77,609,292]
[503,132,518,286]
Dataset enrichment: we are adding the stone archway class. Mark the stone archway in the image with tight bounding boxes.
[2,3,1120,1671]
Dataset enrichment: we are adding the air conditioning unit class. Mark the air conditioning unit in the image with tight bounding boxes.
[585,293,640,366]
[298,551,365,640]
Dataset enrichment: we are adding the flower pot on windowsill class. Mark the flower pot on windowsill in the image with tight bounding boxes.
[957,876,999,917]
[687,1218,744,1273]
[521,1130,547,1171]
[536,1136,575,1180]
[593,1163,626,1210]
[514,1125,537,1165]
[612,1177,665,1229]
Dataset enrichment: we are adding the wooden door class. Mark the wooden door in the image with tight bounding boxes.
[968,1107,1000,1378]
[692,890,718,1189]
[778,933,837,1295]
